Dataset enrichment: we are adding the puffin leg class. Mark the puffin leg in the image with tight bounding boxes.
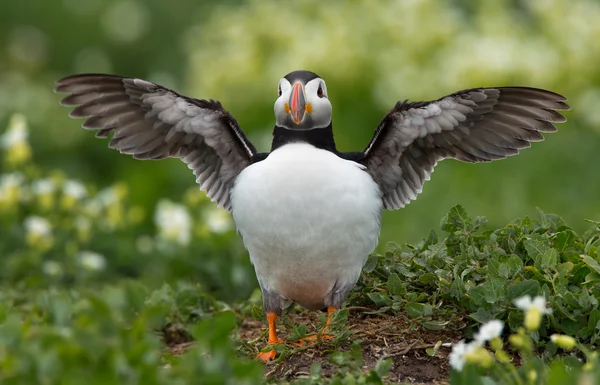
[256,312,283,362]
[295,306,336,346]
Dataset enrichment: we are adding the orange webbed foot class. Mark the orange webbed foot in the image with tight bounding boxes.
[256,338,283,362]
[256,312,282,363]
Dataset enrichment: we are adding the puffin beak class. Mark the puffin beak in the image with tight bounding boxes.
[289,82,306,124]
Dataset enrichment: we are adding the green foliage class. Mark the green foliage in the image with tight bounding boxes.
[351,204,600,346]
[0,283,264,385]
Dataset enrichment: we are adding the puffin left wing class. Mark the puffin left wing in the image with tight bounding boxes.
[361,87,570,210]
[55,74,257,210]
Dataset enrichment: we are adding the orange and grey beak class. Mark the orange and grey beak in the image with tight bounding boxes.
[289,81,306,125]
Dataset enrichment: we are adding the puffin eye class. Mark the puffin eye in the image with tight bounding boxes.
[317,85,324,98]
[278,85,282,97]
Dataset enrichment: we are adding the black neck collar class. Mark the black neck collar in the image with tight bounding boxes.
[271,124,337,153]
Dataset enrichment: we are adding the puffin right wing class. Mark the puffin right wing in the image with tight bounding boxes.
[55,74,257,211]
[360,87,570,210]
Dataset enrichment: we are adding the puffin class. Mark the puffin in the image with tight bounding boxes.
[55,70,569,361]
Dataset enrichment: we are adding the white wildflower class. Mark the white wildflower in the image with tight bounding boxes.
[1,113,32,165]
[449,340,480,372]
[514,295,552,331]
[474,320,504,343]
[42,260,62,276]
[24,215,53,250]
[154,199,192,246]
[0,113,28,148]
[97,187,118,206]
[32,178,55,195]
[63,180,86,199]
[78,251,106,271]
[1,172,25,189]
[204,207,233,234]
[514,295,551,314]
[24,216,52,237]
[75,216,92,242]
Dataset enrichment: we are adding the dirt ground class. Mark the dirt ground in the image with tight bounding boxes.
[239,309,461,384]
[166,308,464,384]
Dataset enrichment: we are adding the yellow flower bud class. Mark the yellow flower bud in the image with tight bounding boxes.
[524,307,542,331]
[490,337,503,352]
[550,334,576,350]
[38,193,54,211]
[466,346,494,368]
[61,195,77,211]
[5,141,32,166]
[495,350,511,363]
[509,334,527,349]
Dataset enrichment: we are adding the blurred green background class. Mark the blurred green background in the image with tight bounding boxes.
[1,0,599,301]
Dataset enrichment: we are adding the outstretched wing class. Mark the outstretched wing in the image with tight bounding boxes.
[362,87,570,210]
[55,74,258,210]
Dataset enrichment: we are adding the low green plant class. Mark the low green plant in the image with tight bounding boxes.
[351,204,600,347]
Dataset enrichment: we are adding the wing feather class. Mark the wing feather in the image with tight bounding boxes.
[55,74,257,210]
[362,86,570,210]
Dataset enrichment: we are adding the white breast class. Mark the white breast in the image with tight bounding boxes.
[230,143,382,309]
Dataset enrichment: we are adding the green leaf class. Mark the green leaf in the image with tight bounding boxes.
[441,204,472,232]
[469,286,487,307]
[488,258,501,277]
[539,248,559,271]
[506,255,524,277]
[426,340,443,357]
[422,229,438,249]
[507,280,540,301]
[483,276,505,304]
[536,207,550,228]
[374,358,392,377]
[470,308,494,323]
[310,363,322,379]
[251,305,264,322]
[557,262,574,277]
[524,239,550,259]
[367,293,392,307]
[386,273,405,295]
[363,254,379,273]
[554,230,575,252]
[405,302,426,318]
[418,272,438,285]
[422,320,449,330]
[581,254,600,275]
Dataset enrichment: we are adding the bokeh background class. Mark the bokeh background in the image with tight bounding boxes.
[1,0,599,302]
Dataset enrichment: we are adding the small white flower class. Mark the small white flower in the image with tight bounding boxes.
[32,178,55,195]
[204,207,233,234]
[63,180,86,199]
[0,113,28,148]
[154,199,192,246]
[449,340,480,372]
[97,187,118,206]
[24,216,52,237]
[78,251,106,271]
[514,295,552,315]
[0,172,25,189]
[42,260,62,276]
[474,320,504,343]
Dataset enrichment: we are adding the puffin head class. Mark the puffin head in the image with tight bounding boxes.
[274,70,332,130]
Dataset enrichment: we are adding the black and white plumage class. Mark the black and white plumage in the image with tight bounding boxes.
[55,75,257,210]
[56,70,569,357]
[362,87,569,209]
